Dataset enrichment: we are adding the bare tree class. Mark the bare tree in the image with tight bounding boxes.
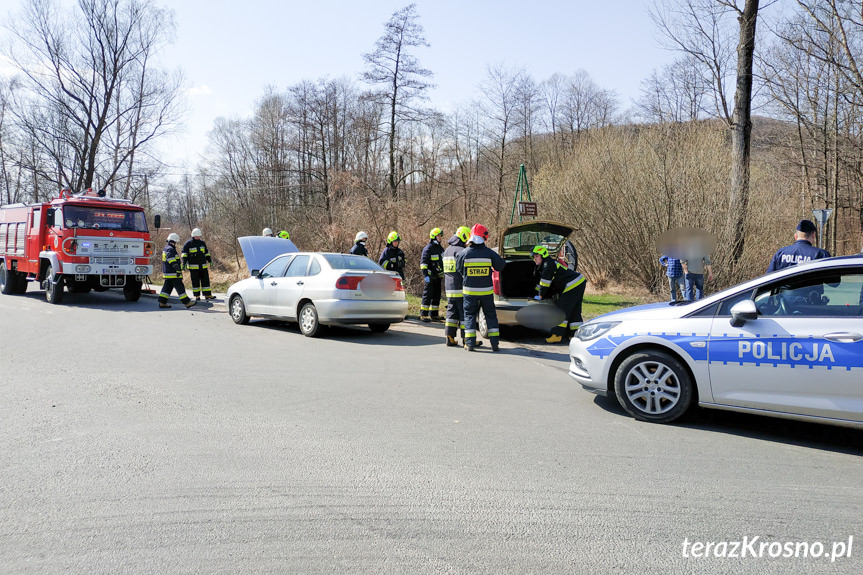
[4,0,183,193]
[362,3,434,201]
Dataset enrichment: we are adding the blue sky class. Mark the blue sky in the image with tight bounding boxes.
[1,0,678,170]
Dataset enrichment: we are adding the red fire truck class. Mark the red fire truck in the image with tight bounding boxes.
[0,189,157,303]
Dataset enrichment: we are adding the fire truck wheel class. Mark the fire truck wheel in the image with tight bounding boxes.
[123,280,142,302]
[44,265,64,304]
[0,262,15,295]
[230,294,250,325]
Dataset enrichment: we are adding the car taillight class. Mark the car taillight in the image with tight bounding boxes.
[336,275,363,290]
[394,278,403,291]
[492,270,501,295]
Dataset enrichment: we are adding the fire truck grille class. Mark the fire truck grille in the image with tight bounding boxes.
[92,257,133,265]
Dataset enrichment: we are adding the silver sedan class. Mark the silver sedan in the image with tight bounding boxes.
[227,251,408,337]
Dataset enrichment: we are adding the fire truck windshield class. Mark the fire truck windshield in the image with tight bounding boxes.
[62,206,148,232]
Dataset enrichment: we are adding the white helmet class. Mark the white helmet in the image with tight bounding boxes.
[262,227,273,237]
[191,228,202,238]
[167,233,180,243]
[355,231,368,242]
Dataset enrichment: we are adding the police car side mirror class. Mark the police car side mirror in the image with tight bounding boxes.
[729,300,758,327]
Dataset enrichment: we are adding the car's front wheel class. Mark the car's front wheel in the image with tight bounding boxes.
[230,295,250,325]
[299,302,322,337]
[614,350,693,423]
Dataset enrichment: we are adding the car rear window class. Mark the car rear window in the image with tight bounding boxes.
[503,230,567,258]
[323,254,384,271]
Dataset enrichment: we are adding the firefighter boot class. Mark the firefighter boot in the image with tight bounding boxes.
[464,342,475,351]
[205,295,216,300]
[419,315,431,323]
[446,335,459,347]
[159,301,171,309]
[546,334,564,344]
[184,299,197,309]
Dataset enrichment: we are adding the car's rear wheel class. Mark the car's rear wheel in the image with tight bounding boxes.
[230,295,250,325]
[368,323,390,333]
[299,302,322,337]
[614,350,693,423]
[477,307,489,339]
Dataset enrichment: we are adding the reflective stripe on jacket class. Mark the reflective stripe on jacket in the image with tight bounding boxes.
[181,238,211,269]
[162,242,182,279]
[443,235,466,298]
[420,239,444,278]
[378,245,406,278]
[535,258,584,299]
[455,243,505,297]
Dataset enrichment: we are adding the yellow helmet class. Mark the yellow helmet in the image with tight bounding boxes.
[456,226,470,243]
[278,230,290,239]
[430,227,443,240]
[532,245,549,259]
[387,231,400,244]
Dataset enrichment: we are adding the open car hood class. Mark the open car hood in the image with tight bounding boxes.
[237,236,299,273]
[498,220,577,260]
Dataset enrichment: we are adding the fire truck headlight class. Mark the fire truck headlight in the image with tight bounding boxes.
[75,265,91,273]
[135,266,144,273]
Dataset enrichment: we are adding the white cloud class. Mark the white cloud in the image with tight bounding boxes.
[187,84,212,97]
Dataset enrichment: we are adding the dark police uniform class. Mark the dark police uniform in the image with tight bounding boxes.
[535,258,587,338]
[181,237,213,298]
[443,235,467,343]
[350,241,368,257]
[378,244,406,280]
[420,238,444,320]
[456,242,506,350]
[766,240,830,273]
[160,241,192,307]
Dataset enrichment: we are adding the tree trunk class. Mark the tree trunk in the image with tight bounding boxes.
[726,0,760,265]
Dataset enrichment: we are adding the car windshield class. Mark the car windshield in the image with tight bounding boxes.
[323,254,384,271]
[62,205,148,232]
[503,230,567,258]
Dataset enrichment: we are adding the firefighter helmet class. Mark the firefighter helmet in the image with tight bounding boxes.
[355,231,368,242]
[430,227,443,240]
[262,228,274,237]
[456,226,471,243]
[278,230,290,239]
[532,245,549,259]
[387,231,400,244]
[167,233,180,243]
[470,224,489,243]
[191,228,202,238]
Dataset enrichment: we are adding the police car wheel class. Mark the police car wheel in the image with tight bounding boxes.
[614,350,693,424]
[230,295,250,325]
[299,302,322,337]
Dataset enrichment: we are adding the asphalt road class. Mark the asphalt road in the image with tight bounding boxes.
[1,287,861,574]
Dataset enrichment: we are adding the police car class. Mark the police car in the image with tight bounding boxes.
[569,256,863,429]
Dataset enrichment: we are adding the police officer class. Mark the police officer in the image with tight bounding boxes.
[419,227,445,322]
[533,245,586,343]
[456,224,506,352]
[443,226,482,347]
[181,228,215,300]
[378,231,406,280]
[766,219,831,273]
[159,233,195,309]
[351,231,369,257]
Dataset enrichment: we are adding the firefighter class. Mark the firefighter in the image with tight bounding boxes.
[419,227,445,322]
[532,245,586,343]
[378,231,406,280]
[350,231,369,257]
[455,224,506,352]
[262,228,274,237]
[159,233,195,309]
[181,228,215,300]
[443,226,482,347]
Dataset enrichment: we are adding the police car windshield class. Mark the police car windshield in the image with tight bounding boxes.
[62,206,148,232]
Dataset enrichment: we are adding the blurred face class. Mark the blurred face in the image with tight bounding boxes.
[533,253,543,265]
[393,240,400,247]
[434,234,442,242]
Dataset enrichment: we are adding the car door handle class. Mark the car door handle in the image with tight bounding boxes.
[296,281,304,286]
[270,281,277,286]
[823,332,863,343]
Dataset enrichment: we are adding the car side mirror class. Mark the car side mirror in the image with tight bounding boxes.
[729,300,758,327]
[153,214,161,229]
[251,269,261,278]
[45,208,55,227]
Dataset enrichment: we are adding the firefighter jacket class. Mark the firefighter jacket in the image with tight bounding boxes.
[162,242,183,279]
[420,239,445,279]
[350,241,368,257]
[378,245,406,279]
[443,235,466,298]
[181,238,212,269]
[455,242,506,297]
[535,258,585,299]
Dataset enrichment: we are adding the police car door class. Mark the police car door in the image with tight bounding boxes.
[271,254,310,319]
[707,268,863,423]
[245,255,293,315]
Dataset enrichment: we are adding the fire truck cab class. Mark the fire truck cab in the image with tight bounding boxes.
[0,189,155,303]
